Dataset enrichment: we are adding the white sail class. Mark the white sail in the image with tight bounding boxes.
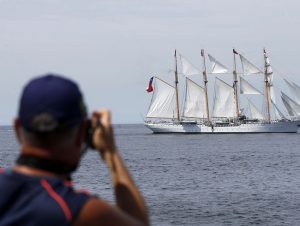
[248,99,265,120]
[264,52,274,85]
[269,86,276,103]
[182,78,206,118]
[292,81,300,103]
[281,95,296,116]
[269,86,281,119]
[208,54,228,74]
[212,78,235,118]
[239,54,262,75]
[240,77,262,94]
[281,91,300,117]
[284,79,300,104]
[271,99,286,120]
[292,82,300,93]
[180,55,201,76]
[146,77,176,118]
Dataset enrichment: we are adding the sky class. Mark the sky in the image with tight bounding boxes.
[0,0,300,124]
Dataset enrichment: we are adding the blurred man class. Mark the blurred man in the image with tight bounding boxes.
[0,74,149,226]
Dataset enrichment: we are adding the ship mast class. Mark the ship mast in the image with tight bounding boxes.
[174,50,181,122]
[201,49,210,123]
[233,49,239,118]
[263,48,271,123]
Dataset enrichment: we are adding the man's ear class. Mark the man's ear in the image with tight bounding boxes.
[14,118,22,143]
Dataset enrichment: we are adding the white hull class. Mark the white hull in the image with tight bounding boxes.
[145,121,298,134]
[291,118,300,127]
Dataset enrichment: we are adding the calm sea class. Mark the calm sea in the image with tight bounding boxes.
[1,125,300,225]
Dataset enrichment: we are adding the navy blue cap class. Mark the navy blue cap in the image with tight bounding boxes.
[18,74,87,132]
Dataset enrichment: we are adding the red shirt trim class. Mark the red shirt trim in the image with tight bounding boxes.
[40,179,72,222]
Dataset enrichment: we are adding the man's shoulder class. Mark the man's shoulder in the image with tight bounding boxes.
[73,198,146,226]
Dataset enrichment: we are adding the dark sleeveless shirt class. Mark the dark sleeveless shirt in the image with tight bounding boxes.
[0,169,92,226]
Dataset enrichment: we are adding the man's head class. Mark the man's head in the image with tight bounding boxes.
[14,74,88,166]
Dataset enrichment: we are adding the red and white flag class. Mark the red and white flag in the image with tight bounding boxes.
[146,77,154,92]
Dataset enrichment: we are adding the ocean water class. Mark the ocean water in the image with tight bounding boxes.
[1,125,300,225]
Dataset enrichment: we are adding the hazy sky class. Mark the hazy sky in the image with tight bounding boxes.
[0,0,300,124]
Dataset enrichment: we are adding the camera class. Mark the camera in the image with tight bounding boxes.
[85,118,102,149]
[85,119,95,149]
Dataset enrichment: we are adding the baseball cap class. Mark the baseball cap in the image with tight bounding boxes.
[18,74,87,132]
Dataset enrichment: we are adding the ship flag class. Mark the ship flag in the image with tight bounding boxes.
[146,77,154,92]
[201,49,204,57]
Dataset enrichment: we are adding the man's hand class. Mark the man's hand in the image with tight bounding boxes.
[91,110,116,160]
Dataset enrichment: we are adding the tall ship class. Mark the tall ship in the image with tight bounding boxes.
[144,49,298,133]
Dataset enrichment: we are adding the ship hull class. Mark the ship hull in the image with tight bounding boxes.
[144,121,298,134]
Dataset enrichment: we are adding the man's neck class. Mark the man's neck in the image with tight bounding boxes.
[15,153,75,180]
[14,165,59,177]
